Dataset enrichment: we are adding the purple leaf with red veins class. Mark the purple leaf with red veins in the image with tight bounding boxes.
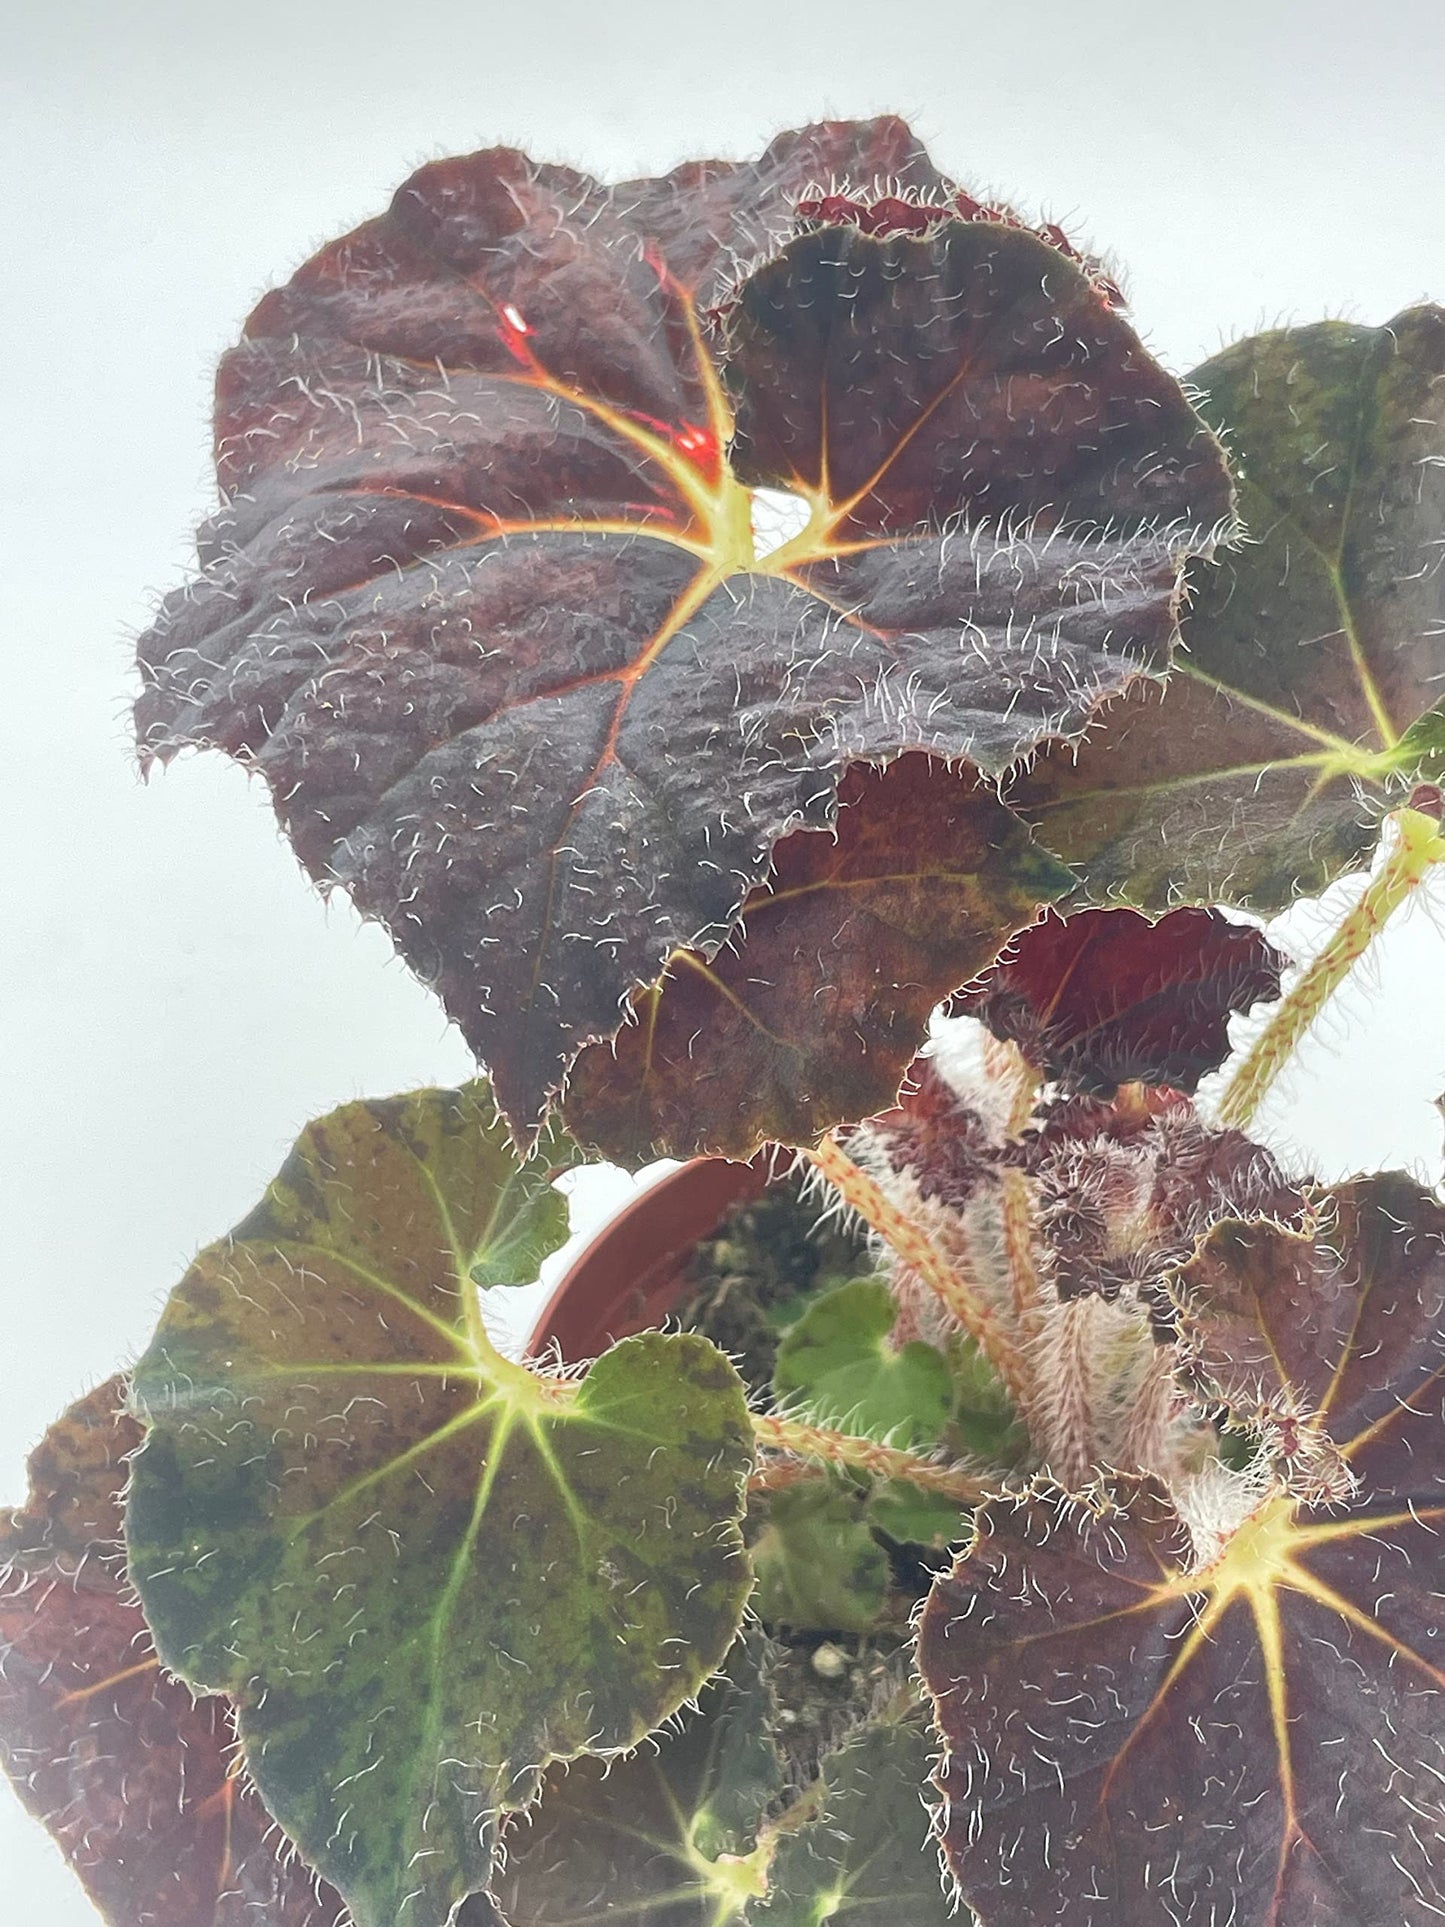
[134,118,1231,1135]
[918,1173,1445,1927]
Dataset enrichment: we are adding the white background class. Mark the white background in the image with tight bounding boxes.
[5,0,1445,1913]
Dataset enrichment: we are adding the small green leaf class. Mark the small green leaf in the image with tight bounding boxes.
[773,1279,952,1449]
[125,1082,753,1927]
[866,1481,973,1550]
[750,1717,952,1925]
[494,1631,784,1926]
[946,1334,1028,1465]
[750,1483,890,1634]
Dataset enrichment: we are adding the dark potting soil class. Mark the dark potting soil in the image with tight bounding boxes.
[674,1169,869,1389]
[674,1173,924,1753]
[766,1627,916,1784]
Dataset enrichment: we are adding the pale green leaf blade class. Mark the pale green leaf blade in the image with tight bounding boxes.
[773,1280,952,1449]
[749,1483,890,1635]
[866,1482,973,1550]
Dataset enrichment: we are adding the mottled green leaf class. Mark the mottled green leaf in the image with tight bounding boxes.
[1010,305,1445,908]
[125,1082,753,1927]
[750,1483,890,1635]
[494,1631,784,1926]
[750,1717,951,1925]
[773,1279,952,1450]
[498,1643,952,1924]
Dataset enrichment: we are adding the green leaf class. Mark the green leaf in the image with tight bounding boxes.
[493,1631,784,1926]
[865,1480,973,1550]
[750,1717,952,1925]
[750,1483,890,1635]
[773,1279,952,1449]
[945,1334,1028,1466]
[1009,304,1445,909]
[232,1078,579,1291]
[125,1082,754,1927]
[498,1644,955,1926]
[863,1337,1015,1547]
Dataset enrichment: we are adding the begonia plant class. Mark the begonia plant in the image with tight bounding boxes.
[5,115,1445,1927]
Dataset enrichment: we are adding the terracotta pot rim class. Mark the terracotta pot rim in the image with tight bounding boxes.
[527,1153,773,1364]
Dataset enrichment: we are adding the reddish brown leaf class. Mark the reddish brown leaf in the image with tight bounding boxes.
[954,905,1283,1094]
[791,185,1125,308]
[859,1056,1004,1211]
[1172,1175,1445,1498]
[1018,1089,1300,1306]
[134,119,1230,1135]
[918,1173,1445,1926]
[562,757,1073,1159]
[866,1068,1297,1298]
[0,1379,346,1927]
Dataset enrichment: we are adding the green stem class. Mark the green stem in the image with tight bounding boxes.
[1217,806,1445,1131]
[753,1412,990,1504]
[803,1136,1028,1406]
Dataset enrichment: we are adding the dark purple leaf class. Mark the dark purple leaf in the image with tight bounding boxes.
[563,757,1072,1160]
[135,120,1230,1134]
[918,1174,1445,1926]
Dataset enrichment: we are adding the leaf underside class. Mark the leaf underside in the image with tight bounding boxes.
[954,903,1283,1094]
[1009,305,1445,909]
[134,117,1229,1133]
[0,1379,347,1927]
[124,1082,753,1927]
[563,756,1072,1160]
[918,1173,1445,1925]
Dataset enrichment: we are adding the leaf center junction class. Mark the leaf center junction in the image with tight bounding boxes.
[749,487,814,560]
[1197,1494,1299,1604]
